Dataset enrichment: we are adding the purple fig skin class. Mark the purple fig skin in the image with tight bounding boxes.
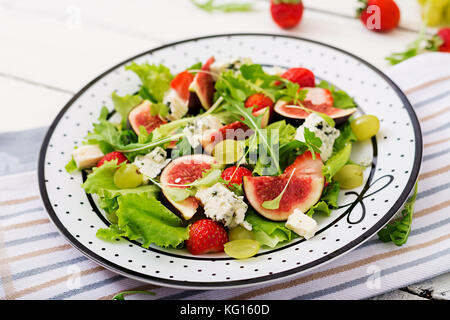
[160,154,216,220]
[274,100,357,126]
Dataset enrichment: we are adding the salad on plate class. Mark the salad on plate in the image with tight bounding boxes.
[66,56,380,259]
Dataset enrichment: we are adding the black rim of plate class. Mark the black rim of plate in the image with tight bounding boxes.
[38,33,423,289]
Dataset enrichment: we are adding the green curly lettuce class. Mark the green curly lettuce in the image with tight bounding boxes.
[245,209,298,248]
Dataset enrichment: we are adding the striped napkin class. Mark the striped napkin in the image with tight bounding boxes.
[1,52,449,300]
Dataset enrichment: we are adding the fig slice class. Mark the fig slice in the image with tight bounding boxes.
[189,56,216,110]
[274,87,356,126]
[127,100,166,134]
[243,152,324,221]
[160,154,216,220]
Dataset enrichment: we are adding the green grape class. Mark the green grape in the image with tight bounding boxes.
[113,164,143,189]
[350,115,380,141]
[224,239,260,259]
[333,164,364,189]
[213,139,244,164]
[421,0,449,26]
[228,226,254,241]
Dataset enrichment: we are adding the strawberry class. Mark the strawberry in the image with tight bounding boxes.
[244,93,274,113]
[434,27,450,53]
[170,70,194,101]
[386,27,450,65]
[281,67,315,87]
[270,0,304,30]
[96,151,128,167]
[357,0,400,32]
[221,166,253,186]
[186,219,229,255]
[211,121,250,143]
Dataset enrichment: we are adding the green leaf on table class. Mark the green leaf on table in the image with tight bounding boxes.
[191,0,253,13]
[112,290,156,300]
[377,181,419,246]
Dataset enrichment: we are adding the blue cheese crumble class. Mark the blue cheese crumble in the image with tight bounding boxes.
[133,147,171,180]
[182,115,223,149]
[195,183,251,230]
[295,113,340,162]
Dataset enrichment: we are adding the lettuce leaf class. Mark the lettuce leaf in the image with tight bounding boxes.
[82,161,159,199]
[125,62,173,103]
[322,143,352,182]
[115,193,189,248]
[245,209,298,248]
[333,122,357,153]
[111,92,142,127]
[307,181,340,217]
[317,80,356,110]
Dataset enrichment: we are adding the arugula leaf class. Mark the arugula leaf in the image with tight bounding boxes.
[125,62,173,103]
[222,96,282,175]
[191,0,253,13]
[279,81,308,106]
[112,290,156,300]
[215,64,278,102]
[65,156,78,173]
[378,181,418,246]
[317,80,356,110]
[279,140,308,170]
[111,92,142,127]
[385,24,428,65]
[170,136,193,160]
[302,127,322,159]
[245,209,298,248]
[262,168,296,210]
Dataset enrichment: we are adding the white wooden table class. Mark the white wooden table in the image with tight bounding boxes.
[1,0,448,299]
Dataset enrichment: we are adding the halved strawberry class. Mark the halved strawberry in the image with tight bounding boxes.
[170,70,195,101]
[96,151,128,167]
[302,87,334,109]
[186,219,229,255]
[221,166,253,186]
[245,93,274,113]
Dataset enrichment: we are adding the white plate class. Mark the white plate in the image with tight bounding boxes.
[38,34,422,289]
